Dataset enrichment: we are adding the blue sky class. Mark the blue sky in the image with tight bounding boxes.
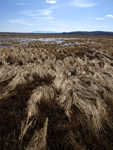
[0,0,113,32]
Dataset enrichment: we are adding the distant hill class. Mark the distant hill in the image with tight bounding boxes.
[62,31,113,36]
[0,31,113,35]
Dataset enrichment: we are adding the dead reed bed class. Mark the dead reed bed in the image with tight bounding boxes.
[0,35,113,150]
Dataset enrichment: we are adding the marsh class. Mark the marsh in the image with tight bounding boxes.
[0,33,113,150]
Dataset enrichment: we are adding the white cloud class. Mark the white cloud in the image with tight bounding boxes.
[96,25,109,28]
[37,9,53,15]
[106,14,113,18]
[18,10,32,15]
[46,0,57,4]
[49,21,54,23]
[34,17,54,20]
[16,3,27,5]
[96,18,104,20]
[8,19,33,26]
[18,9,53,17]
[90,17,104,20]
[17,8,54,22]
[28,13,38,17]
[100,26,109,28]
[71,0,97,7]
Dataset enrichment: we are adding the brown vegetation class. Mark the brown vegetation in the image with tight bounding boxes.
[0,34,113,150]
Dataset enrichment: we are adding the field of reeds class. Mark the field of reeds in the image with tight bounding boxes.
[0,33,113,150]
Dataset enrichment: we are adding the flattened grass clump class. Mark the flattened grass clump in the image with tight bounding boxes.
[0,76,15,91]
[0,84,29,150]
[56,53,66,60]
[37,99,70,150]
[6,56,15,65]
[33,73,55,86]
[0,73,55,150]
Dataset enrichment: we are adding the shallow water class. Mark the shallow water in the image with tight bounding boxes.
[37,38,86,46]
[0,41,9,48]
[0,37,83,47]
[0,37,100,48]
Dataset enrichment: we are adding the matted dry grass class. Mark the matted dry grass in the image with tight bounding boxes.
[0,34,113,150]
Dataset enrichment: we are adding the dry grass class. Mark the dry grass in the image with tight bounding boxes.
[0,34,113,150]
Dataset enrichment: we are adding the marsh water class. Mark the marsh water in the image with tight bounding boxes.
[0,37,92,48]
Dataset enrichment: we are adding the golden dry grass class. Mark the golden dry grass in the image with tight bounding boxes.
[0,34,113,150]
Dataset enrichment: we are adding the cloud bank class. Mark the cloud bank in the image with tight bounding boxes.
[90,17,104,20]
[71,0,97,7]
[18,8,54,20]
[106,14,113,18]
[8,19,33,26]
[46,0,57,4]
